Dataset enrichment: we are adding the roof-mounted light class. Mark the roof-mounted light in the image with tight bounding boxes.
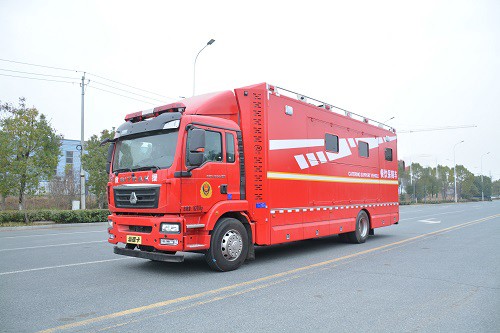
[153,103,186,117]
[124,103,186,123]
[124,111,143,122]
[124,108,155,122]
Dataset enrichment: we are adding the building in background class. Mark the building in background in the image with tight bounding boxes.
[39,139,86,193]
[56,139,81,180]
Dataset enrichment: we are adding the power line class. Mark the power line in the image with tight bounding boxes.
[0,68,79,80]
[0,58,78,73]
[0,72,163,105]
[91,80,168,104]
[0,73,78,84]
[87,85,157,105]
[0,57,179,103]
[399,125,477,133]
[87,72,176,100]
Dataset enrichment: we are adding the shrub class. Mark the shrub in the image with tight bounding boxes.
[0,209,109,224]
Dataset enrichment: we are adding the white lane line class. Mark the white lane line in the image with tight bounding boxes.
[0,230,105,239]
[0,257,132,276]
[0,240,107,252]
[400,210,467,221]
[418,218,441,224]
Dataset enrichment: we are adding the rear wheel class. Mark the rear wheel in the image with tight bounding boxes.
[205,218,249,272]
[347,211,370,244]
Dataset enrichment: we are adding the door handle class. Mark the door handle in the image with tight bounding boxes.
[220,184,228,194]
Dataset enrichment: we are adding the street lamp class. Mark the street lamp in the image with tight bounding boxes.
[481,152,490,201]
[453,140,464,203]
[193,39,215,96]
[383,116,395,123]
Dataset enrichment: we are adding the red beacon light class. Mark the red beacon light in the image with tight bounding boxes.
[124,111,143,122]
[153,103,186,116]
[124,103,186,122]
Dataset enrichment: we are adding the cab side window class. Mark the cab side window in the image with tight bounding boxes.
[204,131,222,162]
[226,133,235,163]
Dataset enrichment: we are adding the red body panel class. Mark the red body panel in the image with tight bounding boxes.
[108,82,399,252]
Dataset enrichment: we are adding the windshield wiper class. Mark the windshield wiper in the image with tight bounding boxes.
[132,165,162,172]
[113,168,133,174]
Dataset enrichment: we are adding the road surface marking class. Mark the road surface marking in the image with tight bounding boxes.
[0,240,106,252]
[37,213,500,333]
[418,218,441,224]
[399,209,466,221]
[0,258,131,276]
[0,230,104,239]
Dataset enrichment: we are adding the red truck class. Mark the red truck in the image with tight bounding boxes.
[106,83,399,271]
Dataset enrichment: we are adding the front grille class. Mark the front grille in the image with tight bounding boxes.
[129,225,153,233]
[113,185,160,209]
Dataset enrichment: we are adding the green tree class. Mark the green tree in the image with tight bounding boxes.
[0,129,16,209]
[82,129,115,208]
[492,179,500,197]
[474,175,491,200]
[455,165,477,200]
[0,98,61,211]
[437,165,452,200]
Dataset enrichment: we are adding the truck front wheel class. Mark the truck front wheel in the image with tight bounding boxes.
[205,218,249,271]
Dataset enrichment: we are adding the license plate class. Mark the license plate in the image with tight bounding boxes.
[126,235,142,244]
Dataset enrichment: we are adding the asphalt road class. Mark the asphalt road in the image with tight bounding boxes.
[1,201,499,333]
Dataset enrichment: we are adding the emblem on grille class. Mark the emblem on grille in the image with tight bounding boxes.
[129,192,138,204]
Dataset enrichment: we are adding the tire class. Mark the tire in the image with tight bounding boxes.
[205,218,249,272]
[347,211,370,244]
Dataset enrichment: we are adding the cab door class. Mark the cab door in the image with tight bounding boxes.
[182,126,227,214]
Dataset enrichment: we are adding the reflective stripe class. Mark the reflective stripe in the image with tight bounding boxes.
[268,171,398,185]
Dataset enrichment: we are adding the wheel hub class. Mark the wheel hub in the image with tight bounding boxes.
[221,229,243,261]
[359,217,369,238]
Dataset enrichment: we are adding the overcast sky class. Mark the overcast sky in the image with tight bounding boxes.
[1,0,499,179]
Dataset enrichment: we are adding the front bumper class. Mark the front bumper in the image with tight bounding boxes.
[114,246,184,262]
[107,214,210,252]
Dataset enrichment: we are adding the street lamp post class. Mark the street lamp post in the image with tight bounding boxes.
[481,152,490,201]
[193,39,215,96]
[383,116,395,123]
[453,140,464,203]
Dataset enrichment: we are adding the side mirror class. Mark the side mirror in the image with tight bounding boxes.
[187,128,205,167]
[106,143,115,174]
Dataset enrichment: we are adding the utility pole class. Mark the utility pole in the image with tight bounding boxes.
[80,73,87,210]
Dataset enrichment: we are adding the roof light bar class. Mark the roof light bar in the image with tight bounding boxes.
[153,103,186,116]
[124,103,187,123]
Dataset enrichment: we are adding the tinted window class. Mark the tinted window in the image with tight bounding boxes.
[325,134,339,153]
[385,148,393,161]
[359,141,369,157]
[226,133,235,163]
[204,131,222,162]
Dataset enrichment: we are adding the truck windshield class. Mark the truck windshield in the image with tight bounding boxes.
[113,130,178,172]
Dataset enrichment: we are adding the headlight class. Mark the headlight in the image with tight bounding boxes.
[160,223,180,234]
[108,220,113,228]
